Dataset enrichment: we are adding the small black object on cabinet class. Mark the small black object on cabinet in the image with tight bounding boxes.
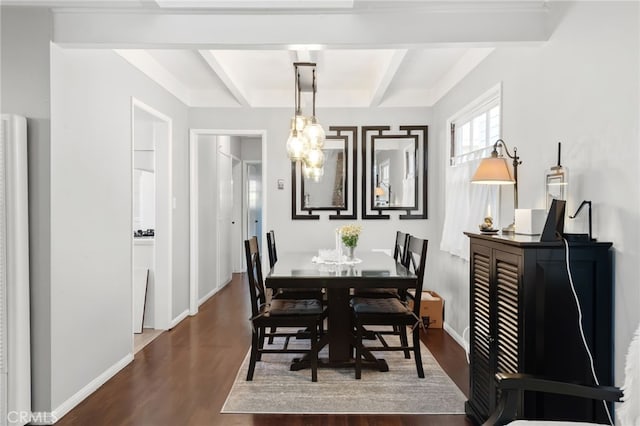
[464,232,613,425]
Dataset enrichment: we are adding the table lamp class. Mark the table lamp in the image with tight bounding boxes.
[471,139,521,233]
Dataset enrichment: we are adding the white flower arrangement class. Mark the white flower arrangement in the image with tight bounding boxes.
[338,223,362,248]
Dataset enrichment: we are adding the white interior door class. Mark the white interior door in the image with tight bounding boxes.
[231,159,243,273]
[246,162,262,240]
[217,148,233,288]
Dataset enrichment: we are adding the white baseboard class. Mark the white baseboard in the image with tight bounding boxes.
[30,353,134,424]
[28,412,57,425]
[169,309,189,329]
[198,287,218,307]
[443,322,469,355]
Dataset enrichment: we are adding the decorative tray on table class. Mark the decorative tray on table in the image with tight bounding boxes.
[479,228,499,234]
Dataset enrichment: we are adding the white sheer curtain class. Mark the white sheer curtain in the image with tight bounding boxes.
[440,153,494,261]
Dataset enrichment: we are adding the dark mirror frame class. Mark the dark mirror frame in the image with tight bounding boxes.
[291,126,357,220]
[361,125,428,220]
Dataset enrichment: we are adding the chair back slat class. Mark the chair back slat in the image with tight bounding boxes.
[266,230,278,268]
[394,231,410,266]
[244,236,266,317]
[406,236,428,315]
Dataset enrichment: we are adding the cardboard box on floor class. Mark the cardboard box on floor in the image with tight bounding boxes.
[408,290,444,328]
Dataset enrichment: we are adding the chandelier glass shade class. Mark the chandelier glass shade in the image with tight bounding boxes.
[303,117,325,149]
[286,130,310,162]
[305,146,324,168]
[286,62,326,179]
[302,161,324,182]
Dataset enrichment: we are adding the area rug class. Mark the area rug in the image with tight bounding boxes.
[221,329,467,414]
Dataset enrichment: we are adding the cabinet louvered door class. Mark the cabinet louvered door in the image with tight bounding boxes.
[495,250,521,377]
[469,244,492,418]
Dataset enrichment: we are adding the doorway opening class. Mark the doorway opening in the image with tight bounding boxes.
[189,129,266,315]
[131,98,173,353]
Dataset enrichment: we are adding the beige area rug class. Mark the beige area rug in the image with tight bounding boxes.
[221,329,467,414]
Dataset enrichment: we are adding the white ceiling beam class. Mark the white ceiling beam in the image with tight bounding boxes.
[369,49,407,107]
[114,49,192,105]
[426,47,495,106]
[198,50,251,107]
[52,5,552,48]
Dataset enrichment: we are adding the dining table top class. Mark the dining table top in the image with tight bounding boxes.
[265,250,416,288]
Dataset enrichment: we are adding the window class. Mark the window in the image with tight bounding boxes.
[441,84,502,259]
[450,90,501,165]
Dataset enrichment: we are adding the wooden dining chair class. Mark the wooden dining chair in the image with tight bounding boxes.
[351,235,428,379]
[266,230,278,268]
[244,236,325,382]
[266,230,325,343]
[267,230,324,302]
[352,231,412,357]
[353,231,410,299]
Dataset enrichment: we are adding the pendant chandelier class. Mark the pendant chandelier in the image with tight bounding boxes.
[286,62,326,181]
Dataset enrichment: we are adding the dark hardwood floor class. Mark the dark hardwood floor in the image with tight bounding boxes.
[58,274,472,426]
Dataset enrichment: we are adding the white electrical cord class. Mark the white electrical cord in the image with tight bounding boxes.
[563,238,614,426]
[462,326,470,364]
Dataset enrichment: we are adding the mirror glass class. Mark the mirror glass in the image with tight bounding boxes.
[373,137,417,209]
[302,139,346,209]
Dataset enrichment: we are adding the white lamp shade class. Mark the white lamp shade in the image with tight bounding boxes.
[471,157,515,184]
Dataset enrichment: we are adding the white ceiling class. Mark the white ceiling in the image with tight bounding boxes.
[116,46,493,108]
[8,0,552,108]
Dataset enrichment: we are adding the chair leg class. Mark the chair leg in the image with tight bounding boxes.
[355,322,362,380]
[310,324,318,382]
[257,326,265,361]
[268,326,276,344]
[412,326,425,378]
[247,329,259,381]
[398,325,410,359]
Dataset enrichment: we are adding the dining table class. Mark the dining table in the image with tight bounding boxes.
[265,250,417,371]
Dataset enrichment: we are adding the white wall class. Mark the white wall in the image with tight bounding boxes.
[0,6,53,414]
[50,46,190,411]
[430,1,639,385]
[189,107,435,258]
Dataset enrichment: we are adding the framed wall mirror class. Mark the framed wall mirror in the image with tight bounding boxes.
[291,126,357,220]
[362,126,428,219]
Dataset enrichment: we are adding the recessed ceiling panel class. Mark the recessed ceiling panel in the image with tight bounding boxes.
[146,50,219,90]
[387,48,469,91]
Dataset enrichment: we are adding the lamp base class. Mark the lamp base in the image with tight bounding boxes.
[502,222,516,234]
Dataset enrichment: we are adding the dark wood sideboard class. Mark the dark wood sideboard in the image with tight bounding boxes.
[464,232,613,424]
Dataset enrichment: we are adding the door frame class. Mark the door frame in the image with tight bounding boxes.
[130,97,173,337]
[189,129,267,316]
[243,159,263,272]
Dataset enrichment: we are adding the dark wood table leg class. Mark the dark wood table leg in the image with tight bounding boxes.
[327,287,352,362]
[291,287,389,372]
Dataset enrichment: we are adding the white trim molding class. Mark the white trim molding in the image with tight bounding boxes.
[443,322,469,358]
[30,354,134,425]
[169,309,190,330]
